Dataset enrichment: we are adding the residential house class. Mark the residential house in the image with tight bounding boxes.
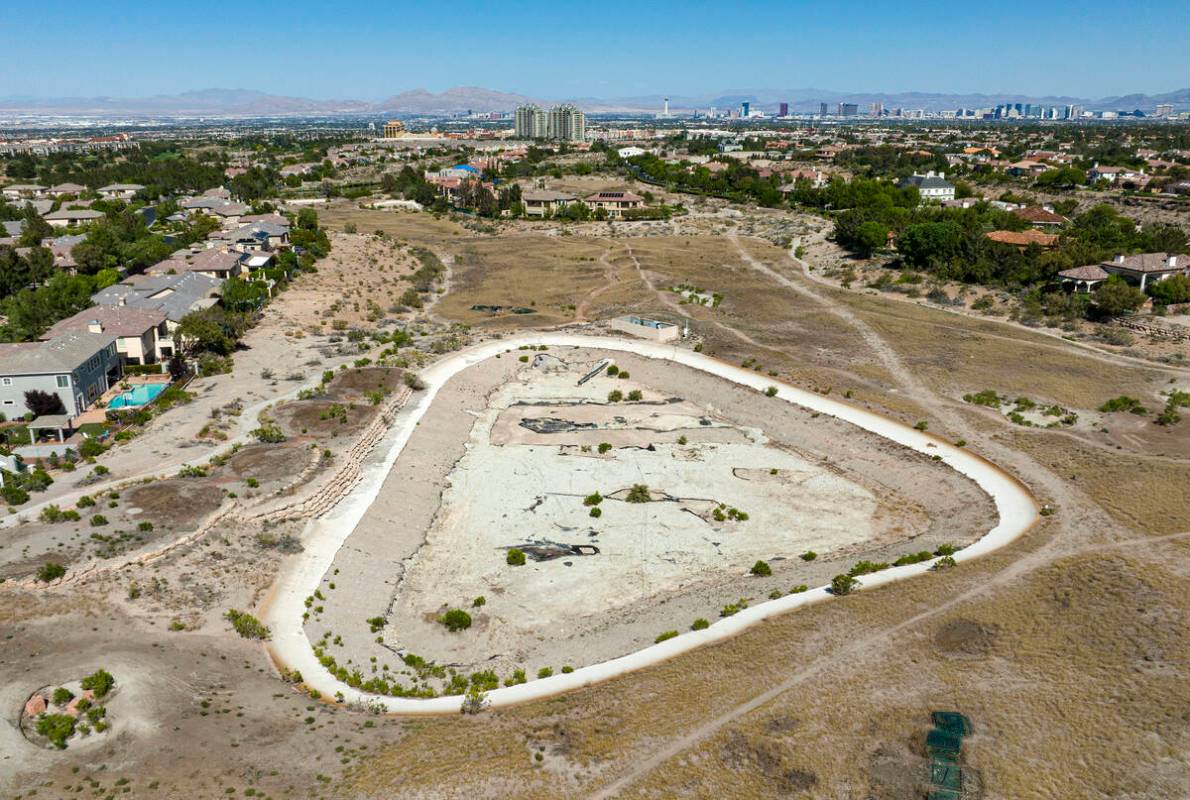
[1004,159,1049,177]
[521,189,577,218]
[898,171,955,202]
[48,182,86,197]
[1012,206,1068,228]
[44,208,105,228]
[1086,164,1147,185]
[209,202,251,226]
[46,234,86,272]
[1057,265,1110,293]
[1,184,46,200]
[42,305,168,366]
[584,191,646,218]
[0,220,24,244]
[984,230,1059,249]
[97,183,145,200]
[92,272,223,358]
[1097,252,1190,290]
[0,332,121,419]
[148,248,245,280]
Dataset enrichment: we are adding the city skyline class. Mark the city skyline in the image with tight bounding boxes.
[2,0,1188,100]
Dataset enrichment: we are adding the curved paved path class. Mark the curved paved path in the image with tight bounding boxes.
[262,333,1038,714]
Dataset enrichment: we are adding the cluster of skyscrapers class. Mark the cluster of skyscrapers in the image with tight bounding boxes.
[514,104,586,141]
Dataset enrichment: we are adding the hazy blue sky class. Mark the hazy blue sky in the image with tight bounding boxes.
[3,0,1186,99]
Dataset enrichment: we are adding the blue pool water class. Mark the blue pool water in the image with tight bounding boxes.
[108,383,167,409]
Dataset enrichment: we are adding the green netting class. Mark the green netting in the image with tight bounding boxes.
[928,790,960,800]
[931,759,962,791]
[932,711,972,736]
[926,728,963,756]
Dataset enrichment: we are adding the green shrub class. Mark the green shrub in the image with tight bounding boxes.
[224,609,271,640]
[893,551,934,566]
[691,618,710,630]
[654,630,679,643]
[506,548,526,566]
[605,365,620,376]
[607,389,623,402]
[597,442,612,454]
[137,521,154,532]
[1,484,29,505]
[52,687,74,706]
[830,574,857,595]
[76,494,95,507]
[439,609,472,632]
[627,389,642,401]
[799,550,817,562]
[251,423,286,443]
[750,560,772,577]
[36,714,76,749]
[790,584,809,593]
[934,543,956,557]
[625,484,651,503]
[764,386,778,397]
[931,555,957,570]
[583,492,602,506]
[536,666,553,679]
[89,514,108,527]
[589,506,602,518]
[80,668,115,698]
[36,562,66,582]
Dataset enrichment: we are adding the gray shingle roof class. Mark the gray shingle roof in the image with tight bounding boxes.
[92,272,223,322]
[0,332,117,376]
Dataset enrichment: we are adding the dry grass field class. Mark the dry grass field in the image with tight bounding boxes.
[4,207,1188,800]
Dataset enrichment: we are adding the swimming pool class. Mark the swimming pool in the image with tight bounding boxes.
[108,383,167,409]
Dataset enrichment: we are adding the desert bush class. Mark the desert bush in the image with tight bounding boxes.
[80,668,115,698]
[654,630,679,643]
[830,574,857,595]
[627,389,643,401]
[607,389,623,402]
[625,484,651,503]
[36,714,76,749]
[506,548,526,566]
[224,609,271,640]
[36,562,66,582]
[750,560,772,577]
[439,609,472,632]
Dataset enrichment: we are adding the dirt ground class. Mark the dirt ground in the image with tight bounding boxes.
[2,204,1189,800]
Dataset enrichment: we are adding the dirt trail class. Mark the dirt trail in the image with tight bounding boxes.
[575,245,622,322]
[588,527,1190,799]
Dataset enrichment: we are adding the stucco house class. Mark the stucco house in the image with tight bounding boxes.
[0,332,121,419]
[584,190,646,218]
[97,183,145,200]
[898,171,956,202]
[522,189,577,218]
[92,272,223,359]
[44,208,105,228]
[42,306,168,366]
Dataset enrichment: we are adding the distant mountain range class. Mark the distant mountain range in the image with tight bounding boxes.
[1,85,1188,117]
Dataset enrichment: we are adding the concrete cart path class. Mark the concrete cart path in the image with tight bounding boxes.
[262,333,1039,715]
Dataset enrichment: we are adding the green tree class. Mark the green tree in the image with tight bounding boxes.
[1093,278,1147,317]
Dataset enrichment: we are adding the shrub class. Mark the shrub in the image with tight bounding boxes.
[245,477,260,488]
[1,484,29,505]
[934,543,956,557]
[506,548,526,566]
[40,505,65,523]
[472,596,486,607]
[625,484,651,503]
[366,616,385,633]
[932,555,957,570]
[80,668,115,698]
[720,599,748,617]
[691,618,710,630]
[764,386,778,397]
[137,521,154,532]
[677,434,688,445]
[583,492,602,506]
[36,562,66,582]
[76,494,95,507]
[627,389,643,401]
[36,714,76,749]
[589,506,602,518]
[607,389,623,402]
[893,551,934,566]
[90,514,108,527]
[830,574,857,595]
[799,550,817,562]
[790,584,809,593]
[536,666,553,679]
[439,609,472,632]
[52,687,74,706]
[750,560,772,577]
[251,423,286,443]
[618,371,630,379]
[914,420,929,431]
[654,630,679,643]
[597,442,612,454]
[605,365,620,376]
[224,609,271,640]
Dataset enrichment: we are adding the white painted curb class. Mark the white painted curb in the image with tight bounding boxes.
[263,334,1038,714]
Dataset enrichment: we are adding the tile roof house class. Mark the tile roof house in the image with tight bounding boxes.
[984,230,1059,249]
[48,182,87,196]
[97,183,145,200]
[1,184,47,199]
[522,189,577,217]
[148,248,245,280]
[47,234,86,272]
[44,208,105,228]
[0,331,121,419]
[42,305,168,365]
[1057,265,1110,292]
[1098,253,1190,290]
[1011,207,1069,228]
[92,272,223,359]
[583,191,645,218]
